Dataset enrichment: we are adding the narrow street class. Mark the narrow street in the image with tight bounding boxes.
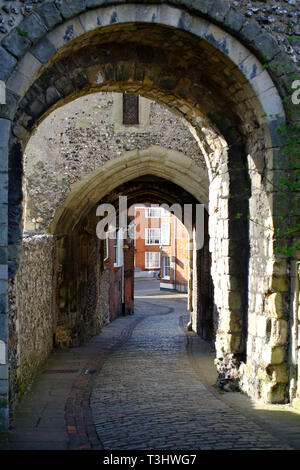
[90,280,296,450]
[1,279,300,451]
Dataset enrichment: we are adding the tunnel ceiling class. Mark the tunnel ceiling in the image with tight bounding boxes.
[14,22,263,149]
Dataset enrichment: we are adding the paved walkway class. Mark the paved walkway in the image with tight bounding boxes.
[1,279,300,450]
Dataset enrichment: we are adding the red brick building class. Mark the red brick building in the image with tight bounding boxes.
[134,206,189,292]
[105,229,134,321]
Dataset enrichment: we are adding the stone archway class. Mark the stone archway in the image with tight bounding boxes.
[0,1,297,428]
[49,146,212,352]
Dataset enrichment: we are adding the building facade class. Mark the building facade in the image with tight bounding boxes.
[134,206,189,293]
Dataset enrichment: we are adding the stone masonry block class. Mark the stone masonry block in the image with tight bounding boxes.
[267,51,296,79]
[0,225,7,246]
[47,17,85,51]
[267,365,289,384]
[270,319,288,347]
[0,248,7,264]
[0,280,7,296]
[55,0,87,19]
[0,120,11,152]
[261,381,286,404]
[0,365,8,380]
[266,292,283,319]
[1,28,32,59]
[270,276,289,293]
[208,0,230,23]
[219,309,242,333]
[0,174,8,204]
[0,313,8,338]
[0,265,8,280]
[262,346,285,365]
[0,47,17,82]
[0,378,8,395]
[224,8,245,33]
[0,204,7,225]
[17,14,48,45]
[31,38,57,64]
[6,70,30,99]
[240,20,261,44]
[37,2,63,29]
[228,291,242,310]
[251,33,281,62]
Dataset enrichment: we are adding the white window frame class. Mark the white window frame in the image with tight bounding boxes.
[145,252,160,269]
[163,256,171,280]
[145,228,161,245]
[146,207,161,218]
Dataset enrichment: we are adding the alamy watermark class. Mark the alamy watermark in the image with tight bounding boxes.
[95,197,205,250]
[292,80,300,105]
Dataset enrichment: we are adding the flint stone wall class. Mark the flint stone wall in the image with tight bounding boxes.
[0,1,299,65]
[24,92,205,233]
[8,234,55,411]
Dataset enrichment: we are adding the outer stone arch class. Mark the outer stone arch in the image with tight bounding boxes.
[0,0,297,428]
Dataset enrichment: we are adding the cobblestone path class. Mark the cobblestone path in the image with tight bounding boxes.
[90,288,291,450]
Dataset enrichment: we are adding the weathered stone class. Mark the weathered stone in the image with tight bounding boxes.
[0,312,8,338]
[0,47,17,82]
[0,226,7,247]
[240,20,261,44]
[293,398,300,411]
[228,291,242,310]
[269,319,288,346]
[252,33,281,62]
[270,276,289,293]
[267,364,288,384]
[191,0,211,15]
[266,292,283,318]
[0,248,7,265]
[7,244,22,262]
[0,174,8,204]
[54,76,75,96]
[262,346,285,365]
[1,29,31,59]
[224,8,245,32]
[17,15,47,45]
[209,0,231,23]
[0,365,8,380]
[31,38,57,64]
[36,2,63,30]
[55,0,87,19]
[267,51,295,78]
[261,382,286,404]
[0,378,8,395]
